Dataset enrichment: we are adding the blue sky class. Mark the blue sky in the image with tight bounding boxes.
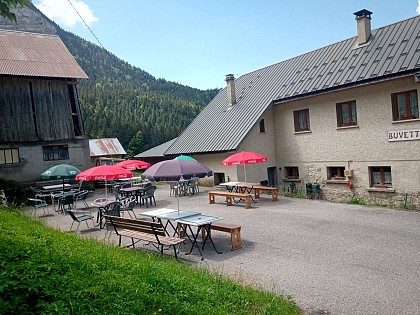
[34,0,420,90]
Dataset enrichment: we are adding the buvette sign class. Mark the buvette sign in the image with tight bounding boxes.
[388,129,420,142]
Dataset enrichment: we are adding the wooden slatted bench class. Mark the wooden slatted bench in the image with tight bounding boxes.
[251,186,279,201]
[208,191,252,209]
[104,215,184,259]
[201,222,242,250]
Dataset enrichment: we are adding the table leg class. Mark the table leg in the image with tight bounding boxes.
[201,224,222,254]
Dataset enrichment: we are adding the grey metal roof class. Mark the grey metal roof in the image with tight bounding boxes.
[165,14,420,156]
[89,138,126,157]
[135,138,177,158]
[0,29,88,79]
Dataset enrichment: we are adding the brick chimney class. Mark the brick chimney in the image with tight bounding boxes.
[353,9,372,45]
[225,74,236,107]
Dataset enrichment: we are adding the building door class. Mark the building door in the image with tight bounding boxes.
[213,172,226,185]
[267,167,278,187]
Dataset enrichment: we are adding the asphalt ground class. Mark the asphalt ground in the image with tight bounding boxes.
[24,184,420,315]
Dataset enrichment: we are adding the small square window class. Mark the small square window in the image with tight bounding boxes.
[293,109,310,132]
[0,148,20,164]
[336,100,357,127]
[327,166,345,180]
[43,145,69,161]
[391,90,419,121]
[285,166,299,179]
[370,166,392,188]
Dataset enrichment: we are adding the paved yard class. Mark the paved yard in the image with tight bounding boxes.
[26,184,420,315]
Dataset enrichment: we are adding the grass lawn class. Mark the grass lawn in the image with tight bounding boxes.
[0,206,301,314]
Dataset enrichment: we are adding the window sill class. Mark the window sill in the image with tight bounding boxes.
[294,130,311,135]
[337,125,359,130]
[367,187,395,193]
[326,180,347,184]
[392,118,420,124]
[283,179,301,182]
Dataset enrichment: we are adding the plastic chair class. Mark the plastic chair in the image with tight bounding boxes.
[189,178,199,195]
[58,194,74,214]
[140,186,156,208]
[120,196,136,218]
[74,190,89,209]
[169,182,179,196]
[99,201,121,229]
[27,198,48,216]
[67,209,94,232]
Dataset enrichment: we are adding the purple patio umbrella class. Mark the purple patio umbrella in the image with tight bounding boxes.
[141,159,213,212]
[141,159,212,182]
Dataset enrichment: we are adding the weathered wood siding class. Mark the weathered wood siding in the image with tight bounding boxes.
[0,77,78,143]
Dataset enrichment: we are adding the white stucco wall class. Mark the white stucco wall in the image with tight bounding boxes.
[273,76,420,206]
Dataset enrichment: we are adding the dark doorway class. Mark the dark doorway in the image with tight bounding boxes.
[213,172,226,185]
[267,167,278,187]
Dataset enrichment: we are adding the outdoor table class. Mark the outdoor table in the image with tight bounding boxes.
[220,182,258,203]
[91,199,114,226]
[41,183,72,193]
[176,214,223,260]
[51,191,75,212]
[139,208,199,235]
[177,179,192,196]
[120,186,145,203]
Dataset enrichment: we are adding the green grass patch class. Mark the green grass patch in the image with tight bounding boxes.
[0,207,300,315]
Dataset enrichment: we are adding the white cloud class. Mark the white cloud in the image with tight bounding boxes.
[417,0,420,14]
[35,0,98,28]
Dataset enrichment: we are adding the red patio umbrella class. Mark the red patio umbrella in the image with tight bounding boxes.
[76,165,134,198]
[221,151,268,182]
[114,159,151,170]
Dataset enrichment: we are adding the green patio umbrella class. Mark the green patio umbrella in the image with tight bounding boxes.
[175,155,197,161]
[40,164,81,192]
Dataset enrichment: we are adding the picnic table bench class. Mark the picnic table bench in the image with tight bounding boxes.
[251,186,279,201]
[103,215,185,259]
[208,191,252,209]
[201,222,242,250]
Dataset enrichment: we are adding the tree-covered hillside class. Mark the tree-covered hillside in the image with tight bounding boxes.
[1,4,219,155]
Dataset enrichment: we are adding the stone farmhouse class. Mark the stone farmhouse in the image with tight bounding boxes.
[138,10,420,207]
[0,29,90,186]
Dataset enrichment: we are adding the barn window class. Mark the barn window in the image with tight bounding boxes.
[43,145,69,161]
[0,148,20,164]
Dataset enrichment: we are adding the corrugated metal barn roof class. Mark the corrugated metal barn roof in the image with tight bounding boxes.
[165,14,420,155]
[89,138,126,157]
[0,29,88,79]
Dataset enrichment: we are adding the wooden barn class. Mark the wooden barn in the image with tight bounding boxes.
[0,29,90,187]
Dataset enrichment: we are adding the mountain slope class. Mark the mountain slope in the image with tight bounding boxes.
[0,4,219,154]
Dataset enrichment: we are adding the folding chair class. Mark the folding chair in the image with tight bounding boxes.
[67,210,94,232]
[27,198,48,216]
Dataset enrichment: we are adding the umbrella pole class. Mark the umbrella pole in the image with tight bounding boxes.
[62,178,65,193]
[244,164,247,182]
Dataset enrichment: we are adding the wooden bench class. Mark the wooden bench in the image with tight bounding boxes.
[103,215,185,259]
[251,186,279,201]
[201,222,242,250]
[208,191,252,209]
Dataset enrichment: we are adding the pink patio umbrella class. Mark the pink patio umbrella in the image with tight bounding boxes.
[75,165,134,198]
[221,151,268,182]
[113,159,151,170]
